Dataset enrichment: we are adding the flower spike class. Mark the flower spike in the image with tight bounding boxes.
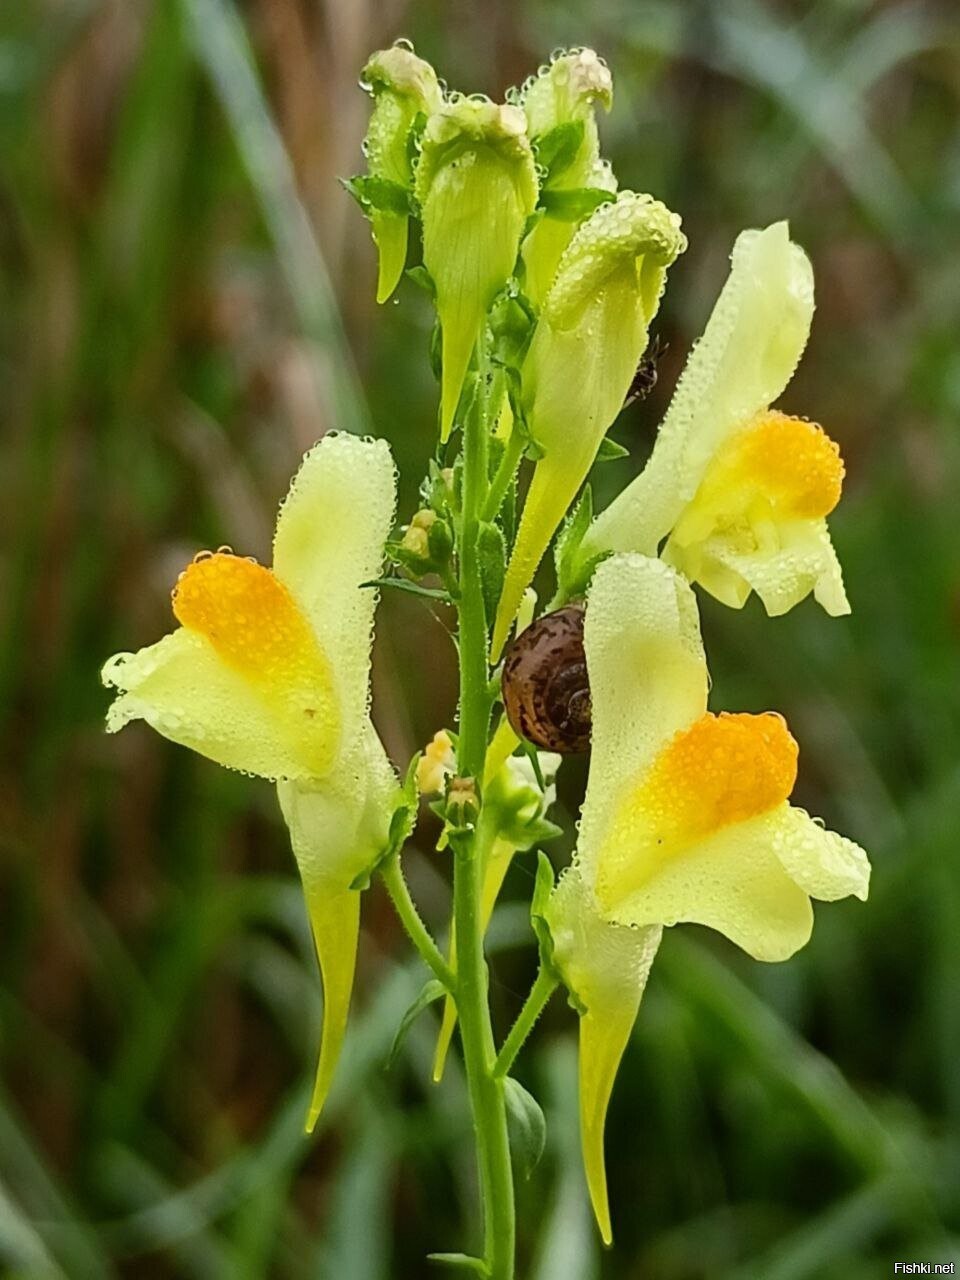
[583,222,850,616]
[103,433,399,1125]
[415,97,539,441]
[491,192,686,658]
[541,553,869,1242]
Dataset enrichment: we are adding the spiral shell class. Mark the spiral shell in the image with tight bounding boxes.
[501,604,591,753]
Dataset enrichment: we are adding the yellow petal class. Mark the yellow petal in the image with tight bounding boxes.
[576,556,708,883]
[273,432,396,743]
[585,221,814,559]
[769,804,870,902]
[300,881,360,1131]
[172,551,340,769]
[546,869,661,1244]
[278,727,398,1126]
[601,808,815,963]
[102,628,331,781]
[671,517,850,617]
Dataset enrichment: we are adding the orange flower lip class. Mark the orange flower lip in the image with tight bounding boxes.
[598,711,799,906]
[638,710,799,843]
[723,411,845,520]
[173,551,320,677]
[172,552,339,764]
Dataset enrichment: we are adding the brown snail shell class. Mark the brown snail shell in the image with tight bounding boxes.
[501,604,591,754]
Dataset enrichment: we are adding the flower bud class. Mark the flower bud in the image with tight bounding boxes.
[491,192,686,657]
[416,728,457,795]
[355,45,443,303]
[415,98,539,440]
[520,49,616,306]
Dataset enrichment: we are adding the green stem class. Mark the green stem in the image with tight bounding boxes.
[380,855,456,992]
[481,426,524,523]
[493,966,559,1080]
[454,331,516,1280]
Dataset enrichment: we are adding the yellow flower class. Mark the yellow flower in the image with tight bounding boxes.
[102,433,399,1128]
[583,221,850,616]
[543,553,869,1243]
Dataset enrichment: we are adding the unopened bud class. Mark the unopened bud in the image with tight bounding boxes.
[356,44,443,303]
[414,98,538,441]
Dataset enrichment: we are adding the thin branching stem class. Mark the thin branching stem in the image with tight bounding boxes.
[380,855,455,992]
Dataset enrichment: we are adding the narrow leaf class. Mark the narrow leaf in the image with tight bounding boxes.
[534,120,586,180]
[540,187,615,221]
[386,980,446,1071]
[594,435,630,462]
[360,578,453,602]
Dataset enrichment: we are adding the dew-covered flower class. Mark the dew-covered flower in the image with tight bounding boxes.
[102,433,399,1128]
[414,97,539,441]
[541,553,869,1243]
[492,192,686,658]
[583,222,850,616]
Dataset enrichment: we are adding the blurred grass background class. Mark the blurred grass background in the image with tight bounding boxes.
[2,0,959,1276]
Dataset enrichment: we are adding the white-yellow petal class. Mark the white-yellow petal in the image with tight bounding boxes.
[600,808,815,963]
[667,517,850,618]
[577,555,708,881]
[277,724,398,1124]
[102,629,328,781]
[585,221,814,559]
[769,804,870,903]
[277,721,398,891]
[546,869,661,1244]
[273,432,397,740]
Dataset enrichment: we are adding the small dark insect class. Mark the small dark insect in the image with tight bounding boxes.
[624,333,669,407]
[501,604,591,754]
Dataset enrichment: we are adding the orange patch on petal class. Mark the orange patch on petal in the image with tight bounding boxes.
[173,553,318,676]
[726,411,844,519]
[173,552,339,770]
[641,711,798,843]
[597,712,798,906]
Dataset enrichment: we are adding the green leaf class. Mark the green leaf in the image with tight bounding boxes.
[360,577,453,602]
[503,1076,547,1181]
[530,851,577,1006]
[386,979,446,1071]
[595,434,630,462]
[517,817,564,847]
[341,174,413,216]
[534,120,586,181]
[539,186,616,222]
[427,1254,489,1276]
[477,521,507,623]
[554,485,593,600]
[405,110,428,172]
